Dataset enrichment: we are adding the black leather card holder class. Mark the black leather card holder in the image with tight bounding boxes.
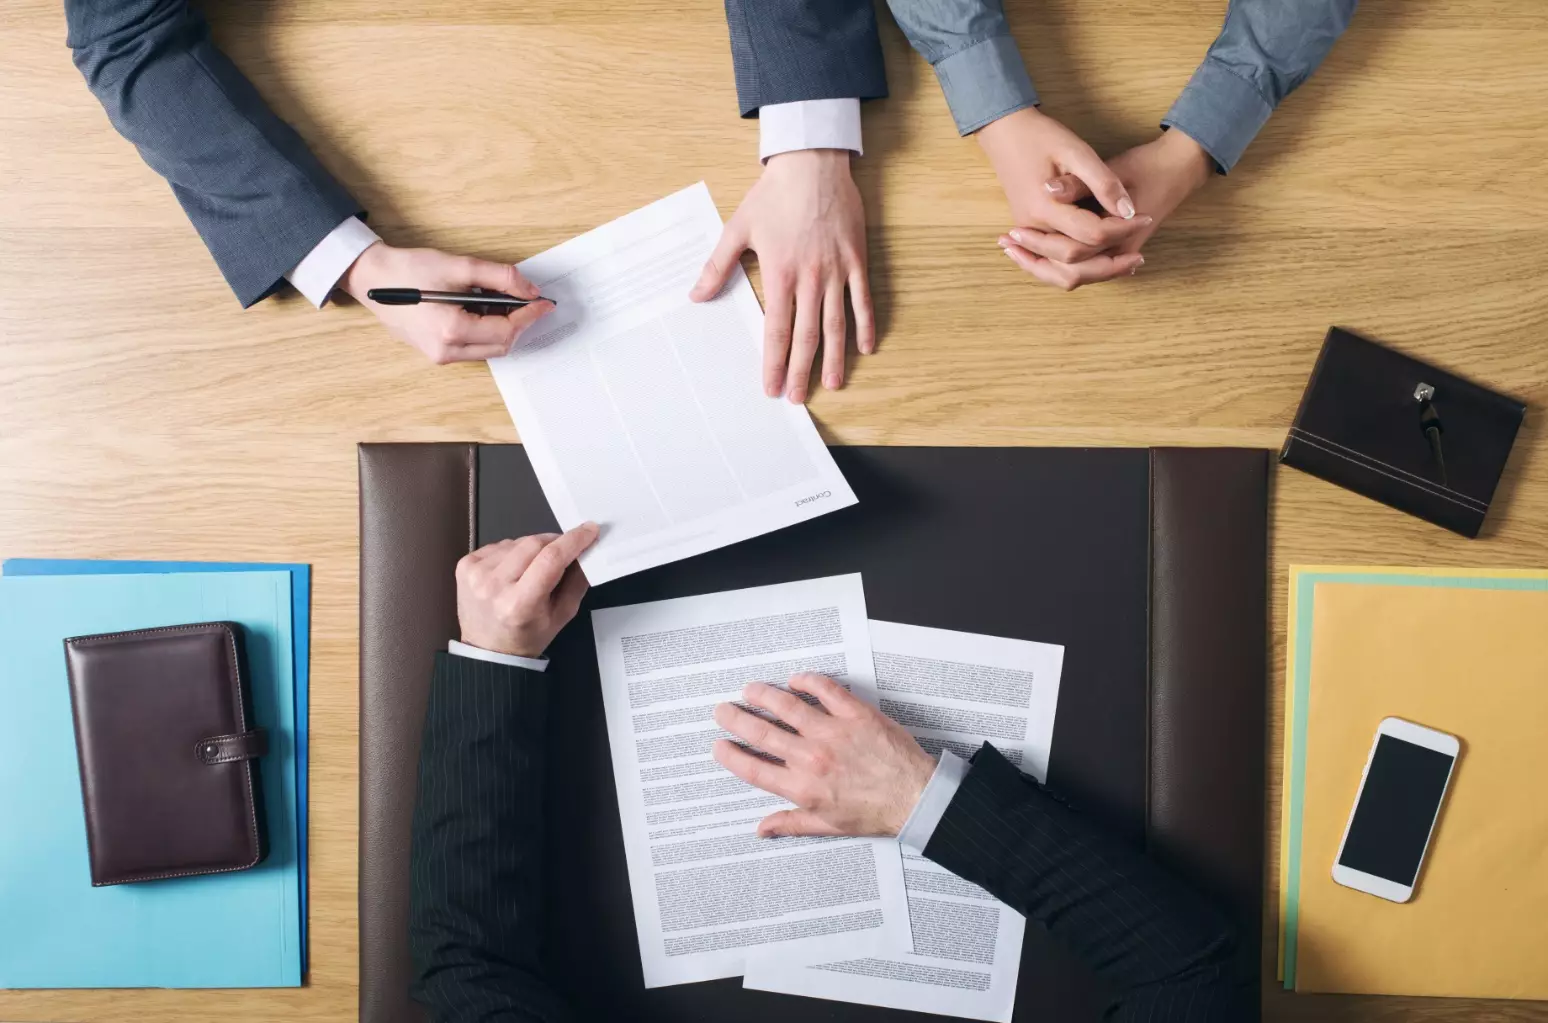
[1280,327,1526,537]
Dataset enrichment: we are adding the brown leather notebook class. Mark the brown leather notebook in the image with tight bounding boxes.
[63,622,268,886]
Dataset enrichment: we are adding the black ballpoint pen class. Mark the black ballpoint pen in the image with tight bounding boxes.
[365,287,555,313]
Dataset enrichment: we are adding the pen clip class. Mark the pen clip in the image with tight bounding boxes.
[1414,382,1448,486]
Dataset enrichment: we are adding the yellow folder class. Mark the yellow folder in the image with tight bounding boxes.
[1287,574,1548,997]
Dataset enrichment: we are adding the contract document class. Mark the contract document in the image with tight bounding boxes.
[488,183,856,585]
[592,575,911,988]
[744,620,1065,1022]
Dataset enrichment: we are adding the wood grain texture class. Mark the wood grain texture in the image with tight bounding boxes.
[1,0,1544,1019]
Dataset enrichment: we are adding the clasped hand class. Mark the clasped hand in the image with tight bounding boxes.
[979,108,1215,291]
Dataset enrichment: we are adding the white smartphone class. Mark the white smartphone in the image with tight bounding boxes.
[1331,716,1460,903]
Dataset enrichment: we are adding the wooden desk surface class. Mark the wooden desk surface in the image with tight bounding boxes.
[2,0,1544,1020]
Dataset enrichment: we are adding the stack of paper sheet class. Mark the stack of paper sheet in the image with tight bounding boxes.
[1278,565,1548,998]
[591,574,1064,1022]
[0,563,308,988]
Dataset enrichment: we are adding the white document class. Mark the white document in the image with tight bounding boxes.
[744,620,1065,1022]
[488,183,857,585]
[592,575,912,988]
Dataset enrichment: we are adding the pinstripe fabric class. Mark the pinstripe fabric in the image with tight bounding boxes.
[926,744,1244,1022]
[64,0,364,308]
[723,0,889,116]
[409,653,575,1022]
[408,659,1240,1020]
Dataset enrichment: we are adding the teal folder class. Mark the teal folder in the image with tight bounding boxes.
[3,557,311,965]
[0,572,300,988]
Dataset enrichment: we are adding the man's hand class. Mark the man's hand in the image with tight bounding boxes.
[342,242,555,364]
[690,150,874,403]
[1005,128,1214,287]
[712,674,937,838]
[454,523,599,658]
[977,107,1153,290]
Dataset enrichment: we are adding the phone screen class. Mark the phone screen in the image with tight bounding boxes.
[1339,734,1455,885]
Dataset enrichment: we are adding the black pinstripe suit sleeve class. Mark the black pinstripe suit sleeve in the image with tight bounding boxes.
[409,653,575,1023]
[722,0,889,115]
[925,744,1244,1022]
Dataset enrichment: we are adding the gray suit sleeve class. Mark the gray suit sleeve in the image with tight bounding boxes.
[882,0,1039,135]
[722,0,889,116]
[65,0,365,307]
[1162,0,1359,173]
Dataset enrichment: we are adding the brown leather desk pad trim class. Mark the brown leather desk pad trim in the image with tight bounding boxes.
[359,443,1267,1022]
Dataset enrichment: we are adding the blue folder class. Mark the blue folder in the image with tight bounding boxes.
[3,558,310,964]
[0,572,301,988]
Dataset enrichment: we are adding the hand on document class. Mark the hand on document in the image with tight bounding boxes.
[690,150,874,403]
[713,674,936,838]
[455,524,598,657]
[489,185,858,585]
[342,242,555,364]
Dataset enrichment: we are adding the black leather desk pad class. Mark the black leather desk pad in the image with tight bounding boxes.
[358,443,1267,1023]
[479,445,1150,1021]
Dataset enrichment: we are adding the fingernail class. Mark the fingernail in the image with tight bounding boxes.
[581,520,600,533]
[1117,197,1136,220]
[766,381,782,398]
[1044,179,1066,194]
[1009,229,1029,246]
[860,341,875,355]
[997,236,1011,250]
[824,373,841,390]
[1130,256,1145,276]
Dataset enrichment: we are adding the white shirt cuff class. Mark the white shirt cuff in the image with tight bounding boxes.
[758,98,863,162]
[284,216,381,308]
[897,749,969,854]
[447,639,549,673]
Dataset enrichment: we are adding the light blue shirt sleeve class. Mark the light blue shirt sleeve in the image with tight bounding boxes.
[882,0,1039,135]
[1163,0,1358,172]
[896,749,970,853]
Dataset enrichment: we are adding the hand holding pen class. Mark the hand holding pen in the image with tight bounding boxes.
[340,242,555,364]
[367,288,557,315]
